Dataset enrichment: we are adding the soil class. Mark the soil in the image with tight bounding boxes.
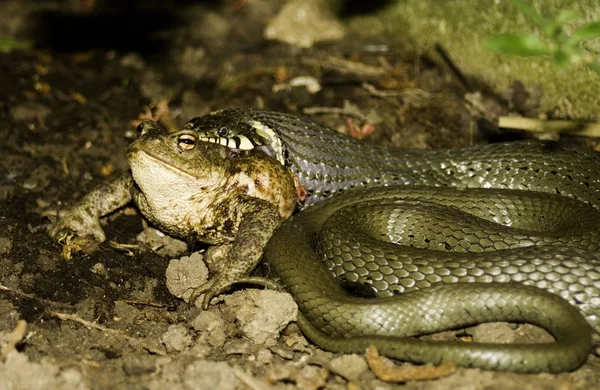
[0,1,599,390]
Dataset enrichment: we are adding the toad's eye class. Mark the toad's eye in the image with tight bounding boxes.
[230,151,238,158]
[217,127,228,137]
[136,122,145,135]
[178,134,196,150]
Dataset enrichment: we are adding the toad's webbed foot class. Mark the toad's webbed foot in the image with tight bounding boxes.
[189,275,283,309]
[189,277,228,310]
[50,206,106,243]
[48,173,134,245]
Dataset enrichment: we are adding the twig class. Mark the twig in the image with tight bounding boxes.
[0,282,34,299]
[234,368,274,390]
[362,82,404,97]
[366,346,456,382]
[119,299,170,308]
[1,320,27,361]
[498,116,600,137]
[0,282,72,311]
[302,106,370,122]
[49,311,166,356]
[435,43,474,91]
[301,56,387,77]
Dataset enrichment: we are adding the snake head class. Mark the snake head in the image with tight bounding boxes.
[183,109,286,165]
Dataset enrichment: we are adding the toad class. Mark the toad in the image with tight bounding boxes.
[50,119,297,307]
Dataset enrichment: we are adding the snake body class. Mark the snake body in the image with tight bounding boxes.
[185,109,600,372]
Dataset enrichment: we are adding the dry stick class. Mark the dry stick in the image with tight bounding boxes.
[119,299,170,308]
[49,311,166,356]
[2,280,167,356]
[0,283,35,298]
[302,106,370,123]
[0,320,27,361]
[499,116,600,137]
[0,282,73,311]
[234,368,274,390]
[301,56,387,77]
[435,43,474,92]
[366,346,456,382]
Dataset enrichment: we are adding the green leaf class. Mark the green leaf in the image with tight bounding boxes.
[553,50,573,67]
[484,34,553,56]
[587,61,600,76]
[571,22,600,44]
[509,0,550,27]
[556,10,578,25]
[0,36,33,53]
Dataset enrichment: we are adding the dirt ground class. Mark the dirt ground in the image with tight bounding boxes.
[1,1,599,389]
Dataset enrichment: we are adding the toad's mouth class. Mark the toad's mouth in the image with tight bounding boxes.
[128,148,201,180]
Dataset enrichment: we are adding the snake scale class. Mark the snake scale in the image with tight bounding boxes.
[185,108,600,372]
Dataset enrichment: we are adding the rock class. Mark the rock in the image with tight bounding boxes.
[471,322,553,344]
[256,348,273,364]
[265,364,328,390]
[122,353,157,376]
[165,252,208,303]
[183,361,238,390]
[10,102,52,124]
[113,301,141,328]
[119,52,145,70]
[190,310,227,349]
[329,354,369,382]
[0,350,88,390]
[224,289,298,345]
[160,324,193,353]
[264,0,345,48]
[137,227,188,257]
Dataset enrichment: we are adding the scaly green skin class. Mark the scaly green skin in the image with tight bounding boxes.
[185,109,600,372]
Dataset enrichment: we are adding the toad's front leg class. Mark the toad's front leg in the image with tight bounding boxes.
[49,172,134,242]
[190,197,284,309]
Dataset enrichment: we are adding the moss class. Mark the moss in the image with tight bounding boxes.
[347,0,600,120]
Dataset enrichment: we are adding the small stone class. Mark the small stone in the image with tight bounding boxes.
[269,345,295,360]
[160,324,193,353]
[296,365,329,390]
[89,263,107,277]
[183,360,238,390]
[122,354,157,376]
[137,227,188,257]
[329,354,369,382]
[188,343,212,359]
[515,323,554,343]
[256,348,273,364]
[10,102,52,123]
[178,46,208,79]
[224,289,298,345]
[472,322,554,344]
[471,322,517,344]
[73,298,96,323]
[59,368,86,388]
[120,52,145,70]
[113,301,140,327]
[165,252,208,302]
[264,0,345,48]
[0,349,89,390]
[224,340,255,355]
[0,236,12,254]
[190,310,227,348]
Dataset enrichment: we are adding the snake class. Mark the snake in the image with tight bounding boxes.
[184,108,600,372]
